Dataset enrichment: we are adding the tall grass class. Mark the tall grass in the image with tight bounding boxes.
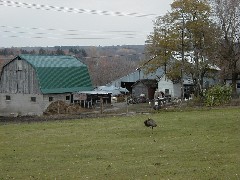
[0,108,239,179]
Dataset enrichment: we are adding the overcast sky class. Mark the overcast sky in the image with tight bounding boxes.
[0,0,173,47]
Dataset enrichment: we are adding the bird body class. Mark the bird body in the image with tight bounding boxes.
[144,118,157,130]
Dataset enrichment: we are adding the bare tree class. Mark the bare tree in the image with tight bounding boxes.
[83,47,138,86]
[211,0,240,97]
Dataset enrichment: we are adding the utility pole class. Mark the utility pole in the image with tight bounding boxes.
[100,96,103,114]
[181,11,185,101]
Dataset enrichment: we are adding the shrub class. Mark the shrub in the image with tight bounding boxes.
[204,85,232,106]
[186,96,204,107]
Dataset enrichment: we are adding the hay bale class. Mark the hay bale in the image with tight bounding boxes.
[45,100,69,115]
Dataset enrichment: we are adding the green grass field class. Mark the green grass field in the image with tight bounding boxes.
[0,108,239,179]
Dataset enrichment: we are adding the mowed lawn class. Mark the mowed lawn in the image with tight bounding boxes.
[0,108,239,179]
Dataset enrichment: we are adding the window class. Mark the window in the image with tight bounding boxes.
[31,97,36,102]
[165,89,169,95]
[237,83,240,89]
[49,97,54,102]
[66,95,70,101]
[6,95,11,100]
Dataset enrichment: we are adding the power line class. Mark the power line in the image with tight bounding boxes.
[0,25,147,34]
[0,34,144,40]
[0,34,109,40]
[0,32,143,40]
[0,25,147,40]
[0,0,159,19]
[0,25,147,37]
[0,1,156,44]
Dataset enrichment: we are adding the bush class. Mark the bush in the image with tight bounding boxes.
[204,85,232,106]
[186,96,204,107]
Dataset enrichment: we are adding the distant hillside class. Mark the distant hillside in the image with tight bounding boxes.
[0,45,145,60]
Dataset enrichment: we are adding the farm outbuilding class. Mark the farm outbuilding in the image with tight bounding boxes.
[132,79,158,100]
[106,68,164,93]
[73,90,112,108]
[0,54,93,116]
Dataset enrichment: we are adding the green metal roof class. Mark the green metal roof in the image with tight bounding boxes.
[19,54,93,94]
[19,54,86,67]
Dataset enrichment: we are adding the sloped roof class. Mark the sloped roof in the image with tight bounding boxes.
[95,85,129,96]
[132,79,157,88]
[106,68,164,87]
[19,54,93,94]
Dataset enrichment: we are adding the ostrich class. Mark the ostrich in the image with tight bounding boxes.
[144,118,157,133]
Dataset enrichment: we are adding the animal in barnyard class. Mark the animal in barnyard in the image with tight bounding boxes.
[144,118,157,133]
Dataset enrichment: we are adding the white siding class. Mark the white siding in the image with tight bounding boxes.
[157,74,181,98]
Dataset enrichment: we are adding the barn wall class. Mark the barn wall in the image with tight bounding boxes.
[0,58,41,94]
[0,93,44,116]
[157,75,181,98]
[0,93,72,116]
[42,93,71,111]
